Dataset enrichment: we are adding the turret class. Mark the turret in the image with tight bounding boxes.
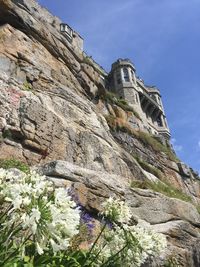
[111,58,136,91]
[109,59,139,105]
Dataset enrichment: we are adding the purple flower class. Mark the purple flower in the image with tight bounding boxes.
[81,212,95,233]
[101,217,114,229]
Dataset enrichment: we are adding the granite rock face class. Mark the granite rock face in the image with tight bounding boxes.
[0,0,200,266]
[0,22,142,179]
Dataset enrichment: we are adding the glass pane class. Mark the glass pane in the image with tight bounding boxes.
[123,68,129,82]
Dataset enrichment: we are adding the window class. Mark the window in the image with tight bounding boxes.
[123,67,129,82]
[135,93,138,103]
[60,23,73,39]
[116,71,121,84]
[157,96,161,105]
[157,116,163,127]
[131,70,135,83]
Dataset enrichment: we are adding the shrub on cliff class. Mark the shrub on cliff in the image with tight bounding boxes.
[101,91,141,119]
[0,158,30,173]
[131,180,192,203]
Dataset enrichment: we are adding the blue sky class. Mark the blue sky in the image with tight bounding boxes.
[38,0,200,172]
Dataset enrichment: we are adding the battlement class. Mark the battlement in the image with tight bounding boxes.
[111,58,136,71]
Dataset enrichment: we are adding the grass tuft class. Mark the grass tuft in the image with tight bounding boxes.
[105,117,178,162]
[0,159,30,173]
[23,81,32,91]
[131,179,192,203]
[134,156,163,179]
[196,205,200,214]
[136,132,178,162]
[101,91,141,119]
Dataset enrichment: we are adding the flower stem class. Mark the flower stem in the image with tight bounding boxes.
[100,243,128,267]
[1,233,32,265]
[83,222,107,266]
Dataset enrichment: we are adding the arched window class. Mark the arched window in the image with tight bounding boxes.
[157,116,163,127]
[131,70,135,83]
[135,93,138,103]
[116,70,121,84]
[123,68,130,82]
[157,96,161,105]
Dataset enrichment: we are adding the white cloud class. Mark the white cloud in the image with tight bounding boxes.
[197,141,200,149]
[174,145,183,152]
[171,138,183,152]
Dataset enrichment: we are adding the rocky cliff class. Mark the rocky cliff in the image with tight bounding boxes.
[0,0,200,266]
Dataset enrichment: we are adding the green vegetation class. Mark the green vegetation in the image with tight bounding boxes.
[105,112,178,162]
[136,131,178,162]
[82,55,93,66]
[104,114,117,130]
[104,114,134,135]
[82,55,104,76]
[102,91,141,119]
[2,129,13,139]
[196,205,200,214]
[105,115,177,162]
[131,180,192,203]
[0,159,30,173]
[134,156,163,179]
[164,256,181,267]
[0,133,4,143]
[23,81,32,91]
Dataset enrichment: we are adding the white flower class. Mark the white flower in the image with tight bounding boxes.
[54,188,68,206]
[50,239,61,253]
[0,169,81,255]
[31,208,41,223]
[36,242,44,255]
[101,197,131,223]
[23,196,31,206]
[4,196,12,202]
[13,196,23,210]
[95,221,167,266]
[22,207,41,235]
[50,236,70,253]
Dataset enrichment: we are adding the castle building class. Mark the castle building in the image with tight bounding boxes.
[108,59,171,140]
[60,23,84,52]
[59,23,170,140]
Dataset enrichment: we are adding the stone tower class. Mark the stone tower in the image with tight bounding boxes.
[109,58,138,103]
[109,58,171,140]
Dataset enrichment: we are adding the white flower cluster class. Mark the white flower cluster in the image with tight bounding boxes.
[0,169,80,255]
[96,223,167,267]
[99,196,167,266]
[131,223,167,257]
[101,197,131,223]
